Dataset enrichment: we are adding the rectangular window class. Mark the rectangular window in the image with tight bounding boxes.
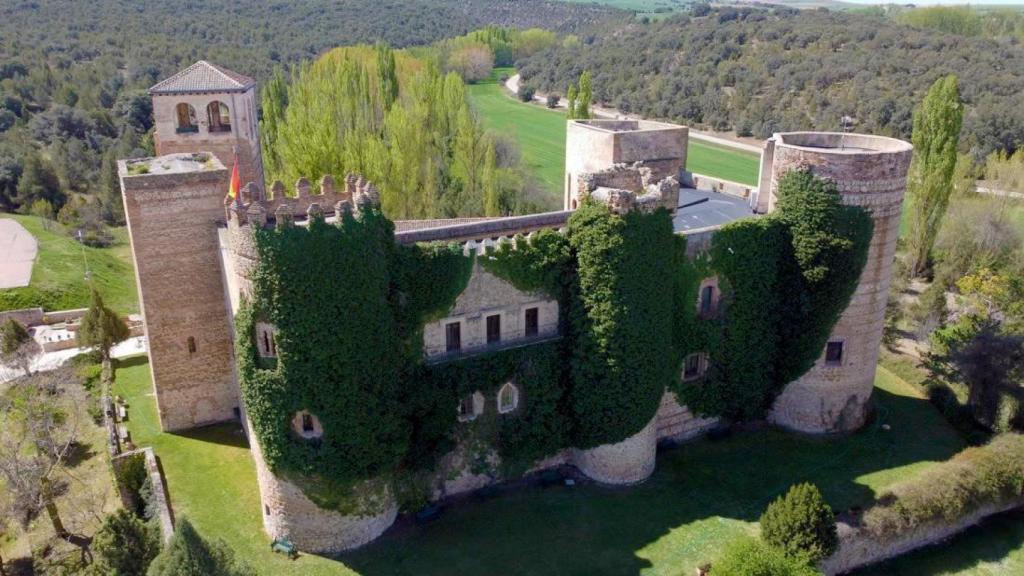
[302,413,314,433]
[524,307,539,337]
[825,341,844,366]
[486,314,501,344]
[700,285,715,316]
[683,353,705,381]
[445,321,461,352]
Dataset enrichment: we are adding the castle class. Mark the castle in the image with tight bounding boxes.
[119,62,912,553]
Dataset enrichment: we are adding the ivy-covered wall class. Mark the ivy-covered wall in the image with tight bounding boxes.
[236,169,873,510]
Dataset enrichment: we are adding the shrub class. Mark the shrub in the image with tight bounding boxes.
[713,537,821,576]
[518,84,536,102]
[546,94,560,108]
[87,509,160,576]
[760,482,838,563]
[863,433,1024,537]
[146,518,254,576]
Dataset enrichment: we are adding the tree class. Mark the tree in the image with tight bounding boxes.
[15,152,64,211]
[906,75,963,277]
[577,70,593,119]
[546,94,560,109]
[87,509,160,576]
[79,288,130,362]
[518,84,536,103]
[146,518,254,576]
[30,198,55,230]
[447,44,494,84]
[0,318,39,377]
[566,84,577,119]
[759,482,838,563]
[712,537,819,576]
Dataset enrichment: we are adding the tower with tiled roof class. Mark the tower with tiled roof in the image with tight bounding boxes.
[149,61,264,188]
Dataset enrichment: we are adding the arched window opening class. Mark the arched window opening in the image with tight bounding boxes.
[175,103,197,133]
[187,336,196,355]
[697,277,719,318]
[292,410,323,440]
[207,101,231,133]
[497,382,519,414]
[682,352,707,382]
[457,391,484,422]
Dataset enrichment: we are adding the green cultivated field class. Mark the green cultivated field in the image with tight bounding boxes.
[113,354,1024,576]
[0,214,138,314]
[467,69,760,204]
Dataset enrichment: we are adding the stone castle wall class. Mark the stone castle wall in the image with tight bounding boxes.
[119,155,239,431]
[767,133,912,433]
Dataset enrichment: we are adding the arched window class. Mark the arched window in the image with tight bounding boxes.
[497,382,519,414]
[207,101,231,133]
[698,277,719,318]
[457,391,485,422]
[682,352,707,382]
[292,410,323,440]
[175,103,197,133]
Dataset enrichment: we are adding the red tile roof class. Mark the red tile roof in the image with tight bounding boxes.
[149,61,256,95]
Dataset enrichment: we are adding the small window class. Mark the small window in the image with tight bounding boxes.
[175,103,197,133]
[445,321,461,352]
[302,413,314,433]
[257,323,277,358]
[700,285,715,316]
[683,352,706,381]
[187,336,196,355]
[457,392,483,422]
[498,382,519,414]
[207,101,231,133]
[825,341,844,366]
[524,307,539,337]
[293,411,322,439]
[264,503,270,516]
[486,314,501,344]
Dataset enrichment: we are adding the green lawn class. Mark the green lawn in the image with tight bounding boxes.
[0,214,138,314]
[467,69,761,204]
[114,353,1022,575]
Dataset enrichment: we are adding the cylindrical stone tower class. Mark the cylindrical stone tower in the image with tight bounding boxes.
[766,132,912,433]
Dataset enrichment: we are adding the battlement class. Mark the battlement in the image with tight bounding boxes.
[225,173,381,228]
[576,161,680,214]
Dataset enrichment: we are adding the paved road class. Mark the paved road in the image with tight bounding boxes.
[504,74,764,154]
[0,218,37,289]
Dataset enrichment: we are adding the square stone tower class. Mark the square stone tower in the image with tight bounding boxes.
[119,153,239,432]
[564,119,688,210]
[149,61,264,188]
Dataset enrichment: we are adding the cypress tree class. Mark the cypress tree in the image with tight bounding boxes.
[566,84,577,119]
[906,75,963,277]
[79,287,130,362]
[577,71,593,120]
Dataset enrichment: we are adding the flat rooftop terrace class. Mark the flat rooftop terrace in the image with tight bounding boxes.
[672,189,754,233]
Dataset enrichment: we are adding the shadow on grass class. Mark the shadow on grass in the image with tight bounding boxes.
[340,386,965,575]
[169,423,251,450]
[116,354,151,371]
[856,509,1024,575]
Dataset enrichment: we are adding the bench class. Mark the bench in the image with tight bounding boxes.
[117,404,127,421]
[117,424,130,443]
[271,538,298,560]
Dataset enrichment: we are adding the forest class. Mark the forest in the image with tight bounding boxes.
[0,0,620,228]
[518,5,1024,161]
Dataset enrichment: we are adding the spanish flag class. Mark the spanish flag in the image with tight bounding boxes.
[228,152,241,203]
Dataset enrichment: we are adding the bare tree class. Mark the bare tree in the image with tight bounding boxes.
[0,318,41,378]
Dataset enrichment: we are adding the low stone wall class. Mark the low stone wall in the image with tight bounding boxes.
[573,415,658,485]
[249,427,397,554]
[112,447,175,543]
[820,499,1024,575]
[681,172,755,199]
[0,307,44,327]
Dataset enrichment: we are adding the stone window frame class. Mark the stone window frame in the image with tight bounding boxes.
[445,319,463,353]
[291,410,323,440]
[497,382,519,414]
[824,339,845,368]
[175,102,198,133]
[457,391,485,422]
[256,322,278,358]
[485,313,502,344]
[207,100,232,134]
[523,305,540,338]
[682,352,707,382]
[697,276,719,318]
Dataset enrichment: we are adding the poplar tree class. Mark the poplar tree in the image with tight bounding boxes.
[577,70,593,120]
[566,84,578,119]
[906,75,962,277]
[483,137,500,216]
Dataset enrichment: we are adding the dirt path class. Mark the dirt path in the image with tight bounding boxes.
[505,73,764,154]
[0,218,37,289]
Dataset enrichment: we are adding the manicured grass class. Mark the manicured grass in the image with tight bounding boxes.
[0,214,138,314]
[116,353,1009,575]
[467,69,761,204]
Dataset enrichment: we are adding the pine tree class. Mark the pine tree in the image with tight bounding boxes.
[759,482,838,563]
[15,152,64,211]
[906,75,963,277]
[146,519,254,576]
[79,287,130,362]
[577,71,593,120]
[566,84,578,120]
[87,509,160,576]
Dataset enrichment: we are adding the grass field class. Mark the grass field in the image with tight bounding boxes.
[0,214,138,314]
[467,69,761,204]
[112,354,1024,576]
